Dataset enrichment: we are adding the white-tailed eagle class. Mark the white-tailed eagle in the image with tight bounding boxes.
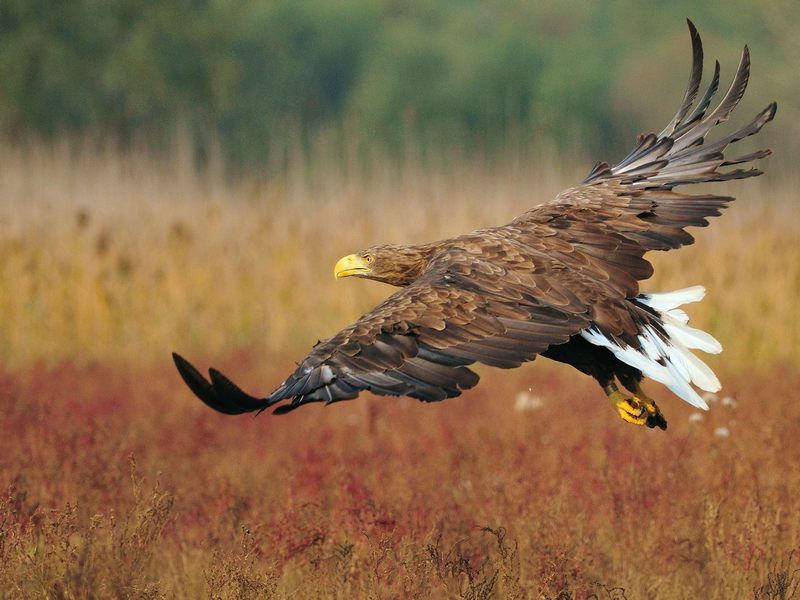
[173,21,775,430]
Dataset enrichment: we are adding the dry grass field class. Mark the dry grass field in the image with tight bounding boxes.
[0,141,798,598]
[0,139,797,370]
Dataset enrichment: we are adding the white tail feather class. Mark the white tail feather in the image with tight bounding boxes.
[580,286,722,410]
[664,322,722,354]
[638,285,706,311]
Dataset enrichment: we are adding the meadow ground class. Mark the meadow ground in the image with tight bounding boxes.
[2,362,799,599]
[0,142,798,598]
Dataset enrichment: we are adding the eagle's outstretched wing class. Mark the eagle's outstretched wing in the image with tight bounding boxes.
[174,21,775,416]
[174,250,598,414]
[510,19,776,281]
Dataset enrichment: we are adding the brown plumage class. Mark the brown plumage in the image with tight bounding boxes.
[173,21,775,426]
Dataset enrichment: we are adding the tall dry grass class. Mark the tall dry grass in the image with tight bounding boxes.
[0,138,797,372]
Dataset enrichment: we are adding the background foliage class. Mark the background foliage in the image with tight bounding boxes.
[1,0,797,168]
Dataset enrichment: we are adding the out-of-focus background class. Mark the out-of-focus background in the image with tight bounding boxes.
[1,3,799,598]
[2,0,799,163]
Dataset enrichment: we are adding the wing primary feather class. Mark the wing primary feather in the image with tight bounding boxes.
[671,47,750,153]
[658,19,704,138]
[673,60,721,138]
[669,103,776,166]
[208,368,268,411]
[416,344,475,366]
[172,353,250,415]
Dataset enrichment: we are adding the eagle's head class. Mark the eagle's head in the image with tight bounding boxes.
[334,244,434,287]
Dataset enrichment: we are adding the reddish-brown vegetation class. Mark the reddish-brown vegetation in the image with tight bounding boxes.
[1,358,798,598]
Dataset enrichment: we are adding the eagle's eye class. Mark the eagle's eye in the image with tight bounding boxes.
[364,255,374,264]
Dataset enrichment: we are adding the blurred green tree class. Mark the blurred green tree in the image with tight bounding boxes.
[0,0,794,168]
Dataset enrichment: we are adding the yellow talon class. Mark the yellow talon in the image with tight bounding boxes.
[633,383,668,430]
[604,383,668,430]
[608,390,648,426]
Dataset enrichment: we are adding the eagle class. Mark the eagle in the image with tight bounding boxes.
[173,21,775,430]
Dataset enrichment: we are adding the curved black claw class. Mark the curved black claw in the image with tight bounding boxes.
[645,411,668,431]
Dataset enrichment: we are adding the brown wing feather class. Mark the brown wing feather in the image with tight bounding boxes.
[176,250,600,415]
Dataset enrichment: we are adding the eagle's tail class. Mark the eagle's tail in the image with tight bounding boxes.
[580,286,721,410]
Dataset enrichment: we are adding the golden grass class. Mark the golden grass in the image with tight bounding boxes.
[0,139,797,372]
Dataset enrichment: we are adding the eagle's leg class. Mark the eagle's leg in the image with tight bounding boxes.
[542,336,667,429]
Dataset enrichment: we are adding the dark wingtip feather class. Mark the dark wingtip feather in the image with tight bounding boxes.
[172,352,214,401]
[718,45,751,118]
[172,353,248,415]
[208,368,268,412]
[272,403,301,415]
[674,60,720,138]
[767,101,778,119]
[658,19,704,138]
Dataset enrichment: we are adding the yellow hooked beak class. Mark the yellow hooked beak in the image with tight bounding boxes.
[334,254,370,279]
